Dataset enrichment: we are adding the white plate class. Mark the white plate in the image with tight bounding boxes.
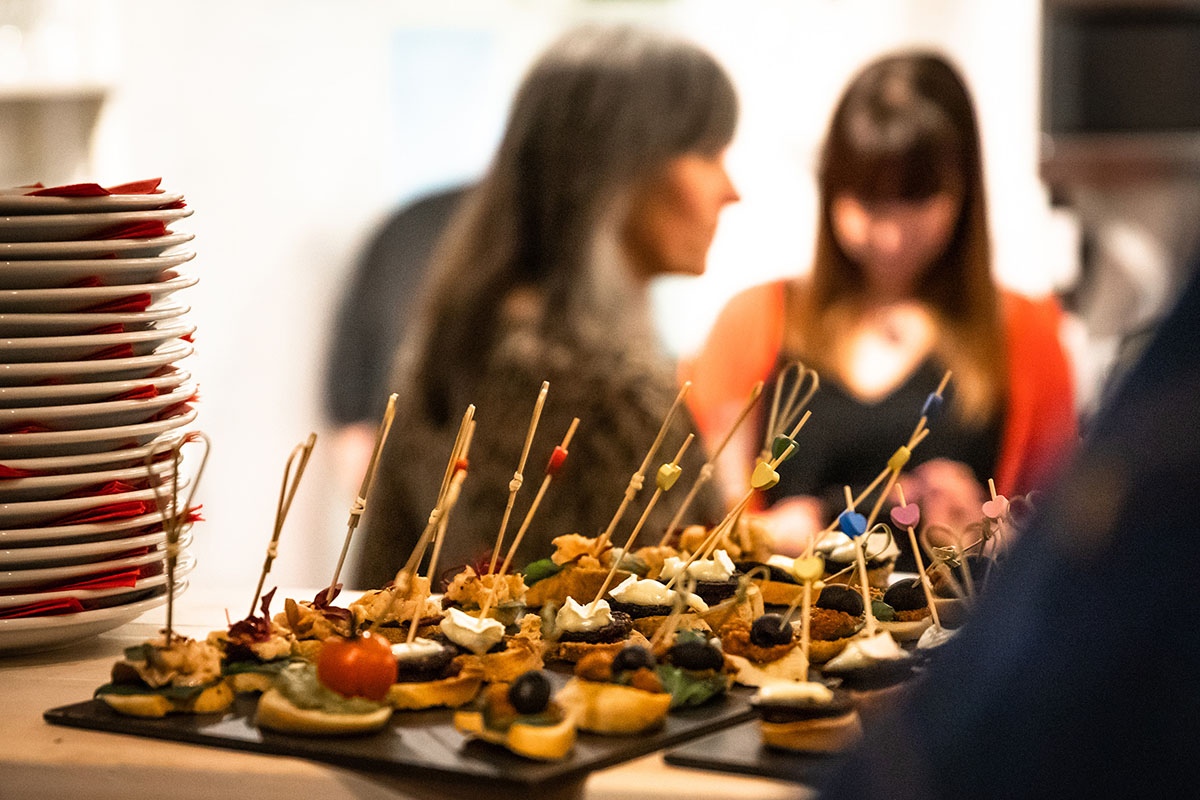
[0,523,192,568]
[0,302,189,337]
[0,383,195,432]
[0,252,195,290]
[0,584,184,654]
[0,368,189,409]
[0,208,193,243]
[0,478,190,527]
[0,438,186,479]
[0,340,192,387]
[0,271,196,312]
[0,532,190,589]
[0,323,194,364]
[0,563,191,609]
[0,406,197,457]
[0,508,176,545]
[0,232,194,261]
[0,191,184,215]
[0,459,177,503]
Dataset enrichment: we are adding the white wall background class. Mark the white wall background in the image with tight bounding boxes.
[1,0,1063,595]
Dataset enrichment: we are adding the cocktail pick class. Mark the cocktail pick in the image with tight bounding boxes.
[143,432,211,646]
[664,410,812,590]
[326,393,399,604]
[248,433,316,618]
[891,484,941,629]
[841,486,878,637]
[648,574,698,651]
[660,382,763,547]
[593,381,691,555]
[486,381,549,575]
[759,362,819,464]
[590,435,694,612]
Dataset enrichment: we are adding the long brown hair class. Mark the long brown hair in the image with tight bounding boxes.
[406,25,738,425]
[794,51,1004,424]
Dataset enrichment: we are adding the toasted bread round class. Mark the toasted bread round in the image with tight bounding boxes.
[547,629,652,664]
[879,616,932,642]
[453,705,576,761]
[760,710,862,752]
[254,687,392,735]
[453,640,545,682]
[98,681,234,718]
[386,671,484,710]
[525,566,630,609]
[807,637,852,664]
[556,677,671,734]
[228,671,276,695]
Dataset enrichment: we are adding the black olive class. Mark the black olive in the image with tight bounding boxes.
[750,613,794,648]
[814,585,865,616]
[612,644,656,673]
[883,578,927,612]
[669,639,724,671]
[507,670,551,715]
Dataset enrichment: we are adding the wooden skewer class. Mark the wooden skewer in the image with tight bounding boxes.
[895,484,941,629]
[759,364,819,462]
[399,405,475,579]
[486,381,549,575]
[327,394,398,604]
[843,485,878,637]
[661,382,763,547]
[249,434,317,618]
[594,381,691,555]
[590,435,694,611]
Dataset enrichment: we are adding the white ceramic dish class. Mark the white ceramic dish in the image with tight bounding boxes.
[0,302,189,337]
[0,208,193,243]
[0,562,191,609]
[0,527,175,568]
[0,323,194,364]
[0,340,192,387]
[0,532,190,589]
[0,232,194,261]
[0,478,190,527]
[0,383,195,432]
[0,252,195,290]
[0,369,189,409]
[0,406,197,458]
[0,509,176,546]
[0,459,177,503]
[0,191,184,215]
[0,271,196,312]
[0,438,185,479]
[0,584,183,654]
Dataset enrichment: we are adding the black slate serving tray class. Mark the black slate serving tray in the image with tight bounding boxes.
[44,686,756,787]
[664,720,847,786]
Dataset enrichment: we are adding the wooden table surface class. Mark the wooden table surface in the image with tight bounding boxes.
[0,587,810,800]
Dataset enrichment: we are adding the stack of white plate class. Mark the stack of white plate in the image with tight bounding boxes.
[0,185,198,653]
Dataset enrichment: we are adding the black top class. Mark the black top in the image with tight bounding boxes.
[762,357,1003,568]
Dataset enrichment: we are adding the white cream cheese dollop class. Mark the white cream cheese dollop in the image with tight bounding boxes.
[916,624,957,650]
[659,549,736,583]
[390,637,446,662]
[439,607,505,655]
[756,680,835,704]
[824,631,906,671]
[609,575,708,613]
[555,597,613,633]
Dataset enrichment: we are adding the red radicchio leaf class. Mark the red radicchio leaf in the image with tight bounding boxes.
[227,587,277,644]
[311,584,353,625]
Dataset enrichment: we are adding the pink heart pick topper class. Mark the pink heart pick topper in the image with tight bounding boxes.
[890,503,921,529]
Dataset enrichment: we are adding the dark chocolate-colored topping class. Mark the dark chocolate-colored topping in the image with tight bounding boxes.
[693,578,739,606]
[815,584,865,616]
[558,610,634,644]
[751,687,856,722]
[393,640,457,683]
[750,614,795,648]
[734,561,799,585]
[508,670,552,715]
[607,598,673,619]
[883,578,928,612]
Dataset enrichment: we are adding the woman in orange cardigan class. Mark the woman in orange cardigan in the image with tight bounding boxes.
[686,52,1076,558]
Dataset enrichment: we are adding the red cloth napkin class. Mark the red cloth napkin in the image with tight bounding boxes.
[51,500,154,526]
[45,567,146,592]
[80,293,153,313]
[0,598,86,619]
[64,480,139,500]
[154,402,193,421]
[25,178,163,197]
[84,323,126,335]
[68,276,103,288]
[86,343,135,360]
[0,423,52,435]
[111,384,158,401]
[0,464,39,479]
[86,220,168,240]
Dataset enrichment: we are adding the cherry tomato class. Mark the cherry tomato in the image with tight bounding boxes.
[317,631,397,701]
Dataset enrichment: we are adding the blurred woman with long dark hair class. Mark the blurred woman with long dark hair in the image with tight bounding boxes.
[687,51,1076,558]
[354,25,740,587]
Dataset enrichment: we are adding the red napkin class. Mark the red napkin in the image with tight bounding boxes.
[111,384,158,401]
[0,464,39,479]
[180,332,195,343]
[154,402,193,421]
[86,220,168,240]
[86,343,135,360]
[46,567,146,592]
[25,178,163,197]
[51,500,154,526]
[80,293,153,313]
[85,323,126,335]
[0,598,86,619]
[64,480,139,500]
[0,423,52,435]
[67,276,103,288]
